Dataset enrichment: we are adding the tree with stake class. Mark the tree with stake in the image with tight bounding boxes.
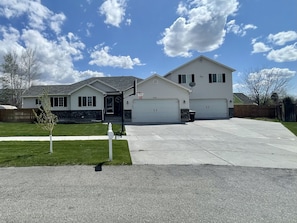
[33,90,58,154]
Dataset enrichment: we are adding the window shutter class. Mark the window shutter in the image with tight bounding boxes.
[209,74,212,83]
[64,97,67,107]
[83,97,86,106]
[93,96,96,107]
[178,75,181,84]
[78,97,81,107]
[191,74,195,83]
[50,97,53,107]
[222,73,226,83]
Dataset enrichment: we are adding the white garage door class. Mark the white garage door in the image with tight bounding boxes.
[190,99,228,119]
[132,99,180,123]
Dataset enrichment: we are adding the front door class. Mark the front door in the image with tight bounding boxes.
[105,96,114,114]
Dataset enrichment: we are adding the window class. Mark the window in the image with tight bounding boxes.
[209,73,225,83]
[88,96,93,106]
[78,96,96,107]
[50,97,67,107]
[35,98,41,105]
[178,74,187,84]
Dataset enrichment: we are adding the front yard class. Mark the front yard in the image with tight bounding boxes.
[0,122,131,167]
[0,122,123,136]
[282,122,297,136]
[0,140,131,167]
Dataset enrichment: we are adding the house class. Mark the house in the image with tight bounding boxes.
[165,55,235,119]
[233,93,255,105]
[22,75,191,123]
[22,55,235,123]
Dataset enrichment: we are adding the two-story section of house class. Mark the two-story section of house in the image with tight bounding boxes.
[164,55,235,119]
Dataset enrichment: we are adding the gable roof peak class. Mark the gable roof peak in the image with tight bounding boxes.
[165,55,235,77]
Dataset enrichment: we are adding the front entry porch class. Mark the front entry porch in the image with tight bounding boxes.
[104,94,123,123]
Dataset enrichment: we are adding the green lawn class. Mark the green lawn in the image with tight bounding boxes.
[282,122,297,136]
[246,118,297,137]
[0,122,123,136]
[0,140,131,167]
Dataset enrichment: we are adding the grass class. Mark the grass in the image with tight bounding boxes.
[282,122,297,136]
[0,140,131,167]
[248,118,297,137]
[0,122,124,136]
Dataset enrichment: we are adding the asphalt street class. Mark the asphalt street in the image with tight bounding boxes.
[1,165,297,223]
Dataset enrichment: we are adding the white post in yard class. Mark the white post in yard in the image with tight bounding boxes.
[108,123,114,161]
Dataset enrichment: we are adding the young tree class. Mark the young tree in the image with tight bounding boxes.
[33,89,58,154]
[241,68,293,105]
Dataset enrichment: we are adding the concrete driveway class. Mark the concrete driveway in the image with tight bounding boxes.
[126,118,297,168]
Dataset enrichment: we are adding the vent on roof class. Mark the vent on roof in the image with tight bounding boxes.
[153,79,158,84]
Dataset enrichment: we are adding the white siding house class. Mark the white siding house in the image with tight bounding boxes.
[22,55,235,123]
[165,56,235,119]
[124,74,191,123]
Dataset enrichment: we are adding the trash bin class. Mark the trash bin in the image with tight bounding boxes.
[189,110,196,122]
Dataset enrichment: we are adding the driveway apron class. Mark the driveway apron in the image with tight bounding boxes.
[125,118,297,168]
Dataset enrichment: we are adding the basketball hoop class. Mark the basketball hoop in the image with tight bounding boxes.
[137,92,144,99]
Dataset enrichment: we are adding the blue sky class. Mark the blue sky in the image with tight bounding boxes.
[0,0,296,96]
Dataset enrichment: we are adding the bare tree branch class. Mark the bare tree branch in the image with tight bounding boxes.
[241,67,293,105]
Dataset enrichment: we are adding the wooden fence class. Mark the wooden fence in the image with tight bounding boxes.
[0,109,36,122]
[234,105,276,118]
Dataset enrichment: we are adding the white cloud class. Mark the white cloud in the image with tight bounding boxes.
[78,70,105,79]
[50,13,66,34]
[20,29,87,83]
[267,44,297,62]
[251,42,271,54]
[244,24,257,30]
[251,31,297,62]
[233,83,245,92]
[226,20,257,37]
[125,18,132,26]
[213,54,219,59]
[268,31,297,46]
[0,26,24,55]
[249,68,296,81]
[89,45,143,69]
[158,0,239,57]
[0,0,66,35]
[99,0,127,27]
[85,22,94,37]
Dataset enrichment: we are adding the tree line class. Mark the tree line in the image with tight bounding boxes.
[0,49,39,107]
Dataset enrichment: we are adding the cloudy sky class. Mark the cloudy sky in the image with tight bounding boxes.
[0,0,296,96]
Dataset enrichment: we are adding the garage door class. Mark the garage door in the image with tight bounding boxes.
[132,99,180,123]
[190,99,228,119]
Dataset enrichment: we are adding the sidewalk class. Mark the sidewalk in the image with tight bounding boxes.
[0,135,127,141]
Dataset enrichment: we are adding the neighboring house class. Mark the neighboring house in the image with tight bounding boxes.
[165,55,235,119]
[22,55,235,123]
[233,93,255,105]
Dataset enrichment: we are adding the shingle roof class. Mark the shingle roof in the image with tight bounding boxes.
[164,55,236,77]
[234,93,254,105]
[22,76,142,97]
